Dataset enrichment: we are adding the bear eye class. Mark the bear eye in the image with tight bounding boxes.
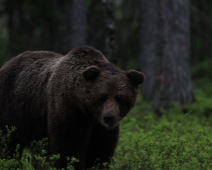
[116,97,131,107]
[98,95,108,103]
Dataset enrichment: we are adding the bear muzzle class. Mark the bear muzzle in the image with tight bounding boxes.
[101,106,119,130]
[103,114,115,128]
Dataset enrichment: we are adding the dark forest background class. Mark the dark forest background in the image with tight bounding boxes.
[0,0,212,111]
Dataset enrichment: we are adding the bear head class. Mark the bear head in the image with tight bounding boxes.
[81,63,145,130]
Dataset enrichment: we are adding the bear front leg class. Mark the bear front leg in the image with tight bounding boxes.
[49,135,85,170]
[48,112,92,170]
[85,125,119,169]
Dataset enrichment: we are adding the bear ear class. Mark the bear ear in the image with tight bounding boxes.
[82,66,100,81]
[126,70,145,85]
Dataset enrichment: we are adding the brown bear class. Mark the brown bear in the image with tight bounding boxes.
[0,46,145,169]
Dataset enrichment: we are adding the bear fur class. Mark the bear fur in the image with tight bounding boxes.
[0,46,145,169]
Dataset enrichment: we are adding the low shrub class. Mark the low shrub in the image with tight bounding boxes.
[112,112,212,170]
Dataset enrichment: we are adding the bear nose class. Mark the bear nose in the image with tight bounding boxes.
[103,114,115,127]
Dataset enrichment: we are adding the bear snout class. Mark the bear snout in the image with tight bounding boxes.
[101,106,119,129]
[101,103,120,129]
[103,114,115,128]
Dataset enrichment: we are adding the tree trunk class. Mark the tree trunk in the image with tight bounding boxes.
[102,0,117,64]
[140,0,195,110]
[69,0,87,49]
[140,0,158,101]
[5,0,25,56]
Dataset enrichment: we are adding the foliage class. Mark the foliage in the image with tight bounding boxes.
[111,108,212,169]
[0,127,59,169]
[189,59,212,117]
[22,139,59,170]
[0,126,16,159]
[0,126,21,169]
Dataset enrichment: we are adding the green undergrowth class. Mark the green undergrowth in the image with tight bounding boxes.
[112,103,212,169]
[1,79,212,169]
